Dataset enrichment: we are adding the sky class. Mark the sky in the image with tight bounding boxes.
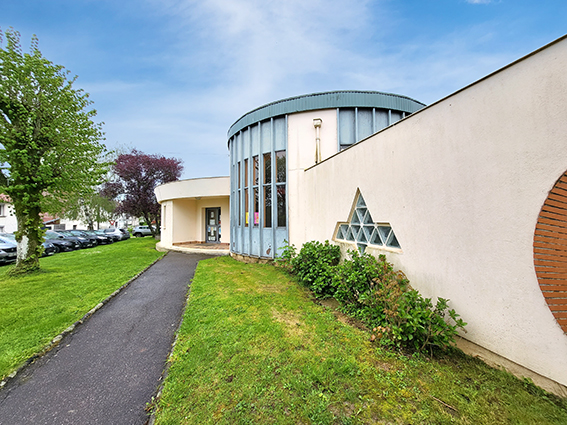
[1,0,566,179]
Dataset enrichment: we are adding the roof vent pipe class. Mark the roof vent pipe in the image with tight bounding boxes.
[313,118,322,164]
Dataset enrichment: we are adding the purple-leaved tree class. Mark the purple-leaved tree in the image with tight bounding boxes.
[103,150,182,238]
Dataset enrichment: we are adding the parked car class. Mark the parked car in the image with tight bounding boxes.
[58,230,97,248]
[103,228,128,241]
[67,230,103,246]
[45,230,81,251]
[81,230,114,245]
[0,235,17,265]
[42,240,58,256]
[0,233,57,257]
[119,228,130,240]
[93,229,120,242]
[132,225,153,237]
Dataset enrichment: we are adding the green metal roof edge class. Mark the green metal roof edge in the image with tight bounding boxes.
[227,90,426,139]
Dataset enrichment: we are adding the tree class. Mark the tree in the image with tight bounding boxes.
[0,29,106,273]
[103,150,182,238]
[63,190,117,230]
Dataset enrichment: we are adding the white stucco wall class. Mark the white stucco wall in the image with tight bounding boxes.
[287,109,338,248]
[293,37,567,386]
[155,177,230,246]
[155,176,230,203]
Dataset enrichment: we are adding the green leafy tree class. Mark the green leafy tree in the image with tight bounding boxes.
[0,29,106,273]
[63,190,117,230]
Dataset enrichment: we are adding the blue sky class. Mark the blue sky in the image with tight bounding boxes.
[2,0,566,179]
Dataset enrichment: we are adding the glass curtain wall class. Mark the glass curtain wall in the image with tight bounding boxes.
[230,116,287,258]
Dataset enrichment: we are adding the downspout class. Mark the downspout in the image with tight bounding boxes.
[313,118,322,164]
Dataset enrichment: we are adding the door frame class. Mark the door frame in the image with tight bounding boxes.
[205,207,221,243]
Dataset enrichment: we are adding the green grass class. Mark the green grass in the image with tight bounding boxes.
[0,237,164,380]
[154,256,567,425]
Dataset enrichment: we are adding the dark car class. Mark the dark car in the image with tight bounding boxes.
[42,240,58,256]
[81,229,114,245]
[0,235,17,265]
[45,230,80,251]
[67,229,102,246]
[59,230,97,248]
[0,233,57,257]
[91,229,118,242]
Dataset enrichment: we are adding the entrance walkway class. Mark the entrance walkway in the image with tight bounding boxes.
[157,241,230,256]
[0,252,213,425]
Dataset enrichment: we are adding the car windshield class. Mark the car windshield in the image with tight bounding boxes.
[0,233,16,241]
[45,231,63,238]
[0,235,15,244]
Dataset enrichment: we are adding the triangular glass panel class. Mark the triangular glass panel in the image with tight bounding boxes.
[336,226,344,240]
[370,228,383,246]
[358,228,368,243]
[351,224,361,240]
[351,212,361,225]
[363,210,373,224]
[357,208,367,224]
[346,226,356,241]
[356,194,366,208]
[357,243,367,254]
[386,231,401,249]
[378,225,391,243]
[363,225,373,241]
[339,224,349,240]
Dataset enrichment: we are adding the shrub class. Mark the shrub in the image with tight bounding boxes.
[277,240,341,298]
[275,240,297,273]
[333,250,466,353]
[278,242,466,354]
[379,290,467,354]
[333,250,407,323]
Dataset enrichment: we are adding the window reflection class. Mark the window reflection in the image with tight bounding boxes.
[277,185,286,227]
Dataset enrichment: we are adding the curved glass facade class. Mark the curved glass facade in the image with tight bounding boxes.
[228,91,425,259]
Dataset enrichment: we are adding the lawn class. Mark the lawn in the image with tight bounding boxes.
[154,256,567,425]
[0,237,164,380]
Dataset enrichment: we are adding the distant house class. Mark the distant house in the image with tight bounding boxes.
[156,35,567,395]
[0,194,17,233]
[0,196,134,233]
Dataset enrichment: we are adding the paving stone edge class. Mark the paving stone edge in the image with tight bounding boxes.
[0,253,168,391]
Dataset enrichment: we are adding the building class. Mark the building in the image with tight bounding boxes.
[0,194,17,233]
[227,90,424,259]
[0,196,135,233]
[156,34,567,395]
[155,177,230,254]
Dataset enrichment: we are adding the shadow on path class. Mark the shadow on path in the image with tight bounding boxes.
[0,252,213,425]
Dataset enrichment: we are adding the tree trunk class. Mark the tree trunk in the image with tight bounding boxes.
[143,213,155,238]
[12,199,43,274]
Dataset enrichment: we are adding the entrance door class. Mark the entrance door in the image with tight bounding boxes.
[206,208,221,243]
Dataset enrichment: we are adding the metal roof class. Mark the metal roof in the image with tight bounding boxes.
[227,90,426,139]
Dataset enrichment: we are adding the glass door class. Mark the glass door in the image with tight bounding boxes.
[206,208,221,243]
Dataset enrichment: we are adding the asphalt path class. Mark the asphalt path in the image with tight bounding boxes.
[0,251,213,425]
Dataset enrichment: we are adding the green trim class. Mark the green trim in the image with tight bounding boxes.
[227,90,425,139]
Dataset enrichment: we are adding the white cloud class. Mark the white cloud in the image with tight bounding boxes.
[94,0,527,178]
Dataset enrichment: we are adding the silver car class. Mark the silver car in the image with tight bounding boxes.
[132,226,153,237]
[0,236,17,265]
[103,228,130,241]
